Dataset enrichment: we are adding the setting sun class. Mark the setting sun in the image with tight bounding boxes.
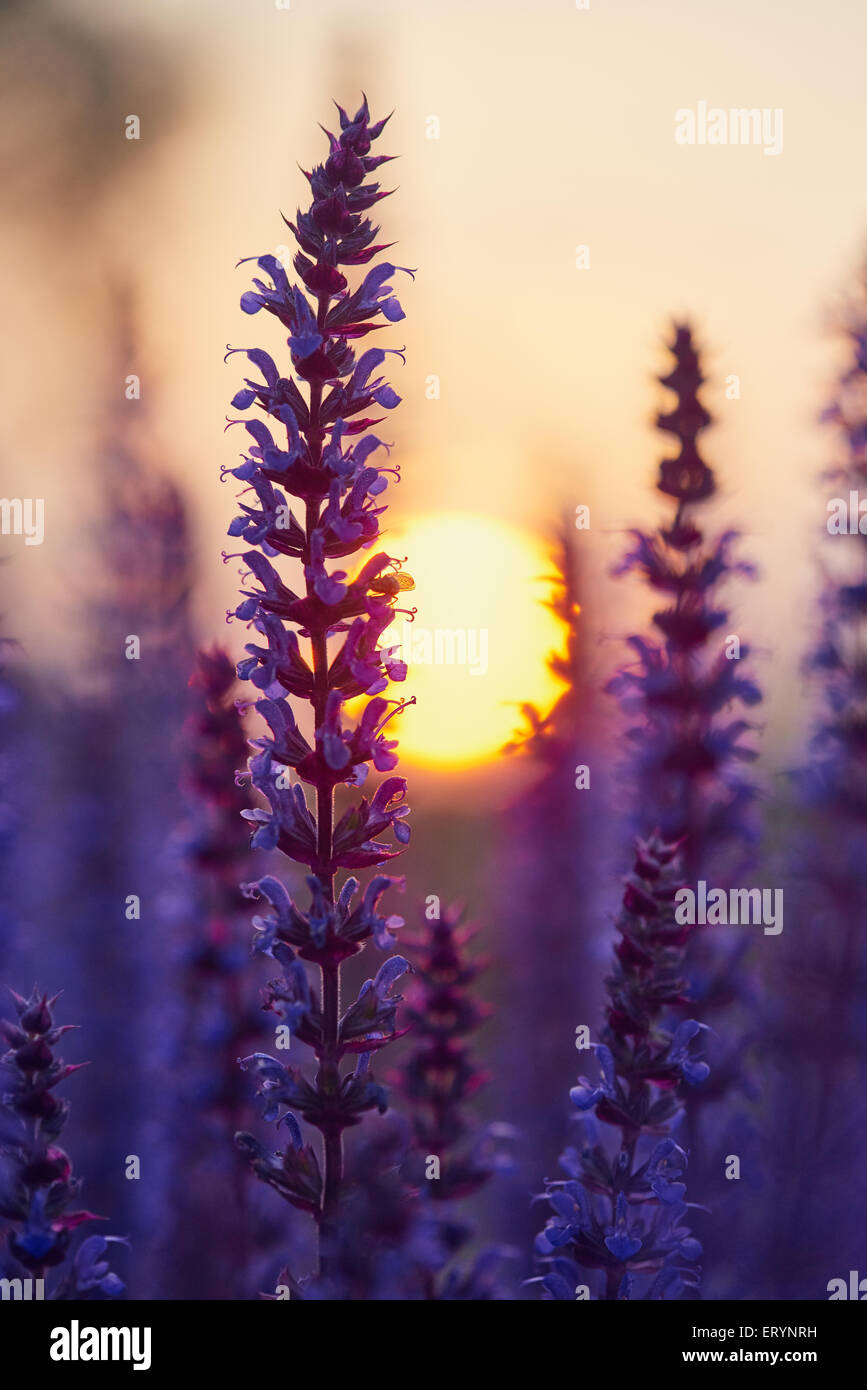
[374,512,567,769]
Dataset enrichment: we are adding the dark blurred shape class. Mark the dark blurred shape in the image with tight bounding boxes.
[493,523,614,1281]
[0,0,182,223]
[0,628,21,972]
[161,648,275,1299]
[395,901,514,1298]
[46,290,196,1298]
[762,265,867,1298]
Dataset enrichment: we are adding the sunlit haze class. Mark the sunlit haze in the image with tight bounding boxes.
[377,512,567,767]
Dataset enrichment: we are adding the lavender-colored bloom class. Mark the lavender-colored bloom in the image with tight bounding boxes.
[607,325,761,871]
[229,96,415,1286]
[531,835,706,1300]
[0,988,125,1298]
[607,325,763,1284]
[61,1235,128,1300]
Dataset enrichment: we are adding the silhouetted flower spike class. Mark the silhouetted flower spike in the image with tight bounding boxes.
[394,903,515,1298]
[605,326,762,1290]
[0,988,125,1297]
[655,325,714,504]
[532,834,706,1300]
[397,904,499,1198]
[229,97,414,1285]
[608,323,760,868]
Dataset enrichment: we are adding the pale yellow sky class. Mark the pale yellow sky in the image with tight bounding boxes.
[2,0,866,768]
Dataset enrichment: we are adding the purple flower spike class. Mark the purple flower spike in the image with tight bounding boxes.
[533,834,705,1300]
[228,96,416,1289]
[607,324,760,871]
[605,323,763,1286]
[392,903,514,1298]
[0,989,125,1298]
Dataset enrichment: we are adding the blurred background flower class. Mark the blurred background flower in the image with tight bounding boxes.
[1,0,866,1300]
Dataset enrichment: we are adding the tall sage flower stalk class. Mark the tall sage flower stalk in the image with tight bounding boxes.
[0,988,125,1298]
[607,324,761,874]
[397,903,513,1299]
[607,326,762,1285]
[532,835,706,1300]
[228,96,415,1284]
[399,904,496,1202]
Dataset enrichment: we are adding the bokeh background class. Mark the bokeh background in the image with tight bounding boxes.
[2,0,866,1299]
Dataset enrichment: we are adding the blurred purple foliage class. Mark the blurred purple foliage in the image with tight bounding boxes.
[0,633,20,971]
[761,271,867,1297]
[395,902,515,1297]
[159,648,279,1298]
[496,527,615,1278]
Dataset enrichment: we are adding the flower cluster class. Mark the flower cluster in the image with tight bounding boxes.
[228,96,414,1277]
[607,324,760,876]
[0,987,125,1297]
[532,835,706,1300]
